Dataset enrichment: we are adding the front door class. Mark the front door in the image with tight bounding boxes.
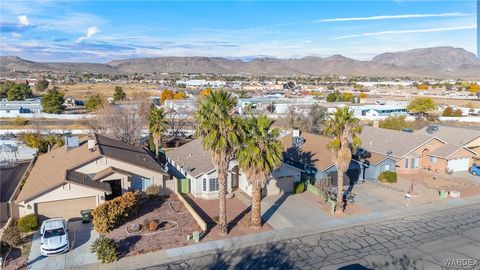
[232,166,239,189]
[105,179,122,200]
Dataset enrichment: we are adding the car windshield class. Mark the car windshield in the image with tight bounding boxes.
[43,228,65,238]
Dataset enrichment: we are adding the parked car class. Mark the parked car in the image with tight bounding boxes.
[40,218,69,256]
[470,164,480,176]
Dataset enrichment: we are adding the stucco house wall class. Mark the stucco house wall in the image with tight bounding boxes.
[426,147,476,173]
[18,182,105,217]
[396,138,444,173]
[364,158,396,181]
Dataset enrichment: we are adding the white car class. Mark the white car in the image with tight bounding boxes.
[40,218,70,256]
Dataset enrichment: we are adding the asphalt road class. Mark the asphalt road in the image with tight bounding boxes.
[143,204,480,270]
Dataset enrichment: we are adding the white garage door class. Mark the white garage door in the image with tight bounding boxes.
[36,196,97,221]
[447,158,469,172]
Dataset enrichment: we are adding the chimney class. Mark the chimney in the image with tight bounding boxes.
[87,136,96,152]
[372,120,379,128]
[65,136,80,150]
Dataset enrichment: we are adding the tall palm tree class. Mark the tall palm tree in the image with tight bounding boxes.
[195,90,239,235]
[149,104,168,159]
[324,107,362,212]
[237,115,283,228]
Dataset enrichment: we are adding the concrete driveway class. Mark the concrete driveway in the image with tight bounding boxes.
[261,194,331,229]
[27,220,99,270]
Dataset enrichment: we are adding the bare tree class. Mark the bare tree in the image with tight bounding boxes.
[85,101,149,145]
[164,108,191,138]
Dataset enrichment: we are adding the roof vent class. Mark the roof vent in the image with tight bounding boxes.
[386,149,393,156]
[292,136,305,147]
[426,125,439,134]
[65,136,80,149]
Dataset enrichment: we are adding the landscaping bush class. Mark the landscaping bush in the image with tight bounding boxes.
[1,226,22,247]
[17,214,38,233]
[148,220,158,231]
[92,192,140,233]
[90,236,118,263]
[145,185,160,198]
[378,171,397,183]
[294,182,305,194]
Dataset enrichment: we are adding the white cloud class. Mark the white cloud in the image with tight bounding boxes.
[317,12,472,22]
[11,32,22,38]
[331,24,477,40]
[18,15,30,26]
[76,26,98,43]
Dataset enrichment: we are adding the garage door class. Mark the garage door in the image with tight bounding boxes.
[36,196,97,221]
[266,176,294,196]
[447,158,469,172]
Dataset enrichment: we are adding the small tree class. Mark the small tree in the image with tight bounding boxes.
[453,109,463,117]
[113,86,126,101]
[7,82,32,101]
[17,214,38,232]
[407,98,436,115]
[42,87,65,114]
[35,78,49,92]
[85,94,104,112]
[442,107,453,117]
[326,92,337,102]
[379,116,412,131]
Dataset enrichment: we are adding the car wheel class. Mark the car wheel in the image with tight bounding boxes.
[473,171,478,176]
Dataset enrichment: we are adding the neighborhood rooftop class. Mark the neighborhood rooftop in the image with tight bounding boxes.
[416,125,480,146]
[166,139,215,177]
[359,126,441,158]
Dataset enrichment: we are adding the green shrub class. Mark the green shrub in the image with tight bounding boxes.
[145,185,160,198]
[17,214,38,233]
[90,236,118,263]
[92,192,140,233]
[306,183,320,196]
[294,182,305,194]
[378,171,397,183]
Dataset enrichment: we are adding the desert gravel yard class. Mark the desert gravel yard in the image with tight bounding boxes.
[106,195,201,257]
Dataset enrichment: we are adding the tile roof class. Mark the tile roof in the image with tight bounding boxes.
[279,132,335,171]
[66,170,112,193]
[17,134,165,202]
[367,152,391,165]
[359,126,437,158]
[416,125,480,146]
[95,134,166,173]
[166,139,215,178]
[428,144,474,159]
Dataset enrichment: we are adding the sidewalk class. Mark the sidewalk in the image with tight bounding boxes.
[81,195,480,270]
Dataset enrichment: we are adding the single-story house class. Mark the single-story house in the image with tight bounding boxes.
[166,139,301,200]
[0,98,43,116]
[416,125,480,153]
[1,160,31,224]
[279,131,378,187]
[360,126,476,174]
[16,133,171,221]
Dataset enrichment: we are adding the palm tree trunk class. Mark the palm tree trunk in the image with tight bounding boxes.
[217,164,228,235]
[251,183,262,229]
[336,170,344,212]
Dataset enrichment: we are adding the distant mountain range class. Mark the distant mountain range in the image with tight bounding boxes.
[2,46,479,79]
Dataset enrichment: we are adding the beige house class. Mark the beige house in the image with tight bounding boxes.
[16,134,171,221]
[360,126,477,174]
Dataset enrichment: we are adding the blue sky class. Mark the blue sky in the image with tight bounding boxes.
[0,0,477,62]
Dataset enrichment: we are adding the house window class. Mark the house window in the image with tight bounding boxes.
[411,158,419,169]
[404,159,409,169]
[209,178,218,191]
[429,156,437,163]
[133,177,152,191]
[202,178,207,192]
[382,164,391,172]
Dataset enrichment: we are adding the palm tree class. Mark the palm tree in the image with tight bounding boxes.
[324,107,362,212]
[195,90,239,235]
[237,115,283,228]
[149,104,168,159]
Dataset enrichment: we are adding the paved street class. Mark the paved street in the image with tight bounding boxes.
[142,204,480,270]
